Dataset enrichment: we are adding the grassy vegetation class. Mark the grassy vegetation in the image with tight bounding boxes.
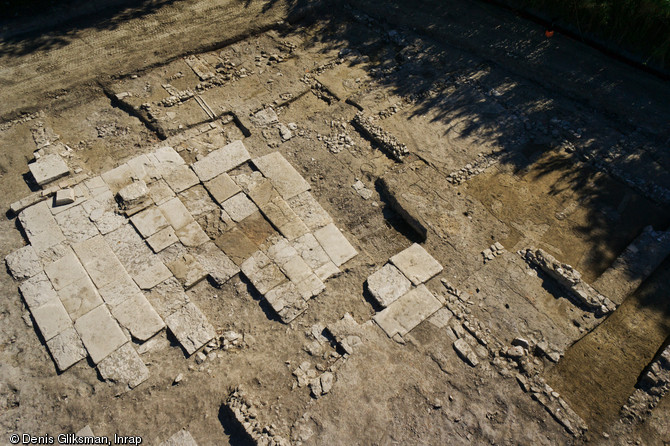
[508,0,670,70]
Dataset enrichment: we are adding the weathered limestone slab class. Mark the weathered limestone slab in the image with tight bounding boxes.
[313,223,357,267]
[46,327,87,372]
[367,264,412,308]
[214,227,258,266]
[179,184,217,217]
[90,208,126,235]
[44,249,89,291]
[144,277,189,319]
[29,154,70,186]
[265,281,308,323]
[98,273,140,307]
[204,173,240,205]
[148,179,176,205]
[251,107,278,127]
[54,188,75,206]
[261,196,309,241]
[72,235,128,289]
[101,163,135,194]
[241,251,287,295]
[165,302,215,355]
[152,146,185,170]
[373,285,443,338]
[18,201,66,254]
[84,176,110,197]
[31,297,72,341]
[192,140,251,182]
[54,205,100,243]
[252,152,310,200]
[389,243,443,285]
[110,293,165,341]
[97,343,149,389]
[163,164,200,193]
[19,271,58,309]
[267,239,313,284]
[48,184,90,215]
[5,245,42,280]
[326,313,367,355]
[160,430,199,446]
[295,273,325,300]
[291,233,331,270]
[9,193,47,216]
[159,197,195,230]
[175,221,210,247]
[453,338,479,367]
[75,305,127,364]
[118,180,149,209]
[286,191,332,231]
[131,206,169,238]
[58,275,104,321]
[314,261,340,281]
[193,241,239,286]
[221,193,258,222]
[126,154,160,183]
[427,307,453,328]
[168,254,208,289]
[147,226,178,253]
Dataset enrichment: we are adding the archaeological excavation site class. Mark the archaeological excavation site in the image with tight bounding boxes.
[1,0,669,444]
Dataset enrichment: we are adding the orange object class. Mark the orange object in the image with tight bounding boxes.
[545,29,555,38]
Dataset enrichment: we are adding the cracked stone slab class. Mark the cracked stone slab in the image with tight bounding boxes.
[313,223,357,267]
[373,285,443,338]
[221,193,258,222]
[192,140,251,182]
[18,201,66,254]
[5,245,42,280]
[144,277,189,319]
[19,271,58,309]
[162,164,200,193]
[147,226,178,253]
[44,249,89,291]
[168,254,209,289]
[98,273,141,308]
[101,163,136,194]
[204,173,240,205]
[175,221,210,247]
[267,238,313,284]
[54,205,100,243]
[252,152,310,200]
[118,180,150,210]
[58,275,104,321]
[389,243,443,285]
[179,184,217,217]
[151,146,186,171]
[265,281,308,323]
[74,304,128,364]
[72,236,129,289]
[110,293,165,342]
[130,206,169,238]
[126,154,161,183]
[90,208,126,235]
[159,197,195,230]
[286,191,333,231]
[192,241,239,287]
[46,327,87,372]
[31,297,73,341]
[97,343,149,389]
[240,251,287,295]
[259,195,309,241]
[29,153,70,186]
[84,176,110,197]
[148,179,176,205]
[291,233,339,280]
[165,302,215,356]
[367,264,412,308]
[295,273,325,300]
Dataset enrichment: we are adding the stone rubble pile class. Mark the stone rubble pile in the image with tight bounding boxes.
[352,111,409,161]
[621,344,670,423]
[519,248,616,315]
[225,386,290,446]
[481,241,505,263]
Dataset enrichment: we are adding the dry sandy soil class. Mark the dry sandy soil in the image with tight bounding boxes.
[1,0,670,445]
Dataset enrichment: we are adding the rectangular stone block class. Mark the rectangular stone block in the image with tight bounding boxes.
[148,179,176,205]
[101,163,135,194]
[179,184,217,217]
[214,228,258,266]
[240,251,287,295]
[373,285,443,338]
[46,327,87,372]
[152,146,185,170]
[97,343,149,389]
[313,223,357,267]
[126,154,160,183]
[389,243,443,285]
[163,164,200,193]
[221,193,258,222]
[252,152,310,200]
[291,233,331,270]
[31,297,72,341]
[48,184,90,216]
[72,235,128,289]
[110,293,165,341]
[168,254,208,289]
[54,188,75,206]
[131,206,169,238]
[74,304,128,364]
[54,205,100,243]
[259,195,309,241]
[286,191,333,231]
[265,281,308,323]
[18,201,66,254]
[204,173,240,205]
[175,221,210,247]
[366,263,412,308]
[295,273,325,300]
[147,226,178,253]
[19,271,58,309]
[192,140,251,181]
[193,241,239,287]
[29,154,70,186]
[144,277,189,319]
[98,273,141,307]
[5,244,42,280]
[159,197,195,230]
[165,302,216,356]
[44,249,89,291]
[57,275,104,321]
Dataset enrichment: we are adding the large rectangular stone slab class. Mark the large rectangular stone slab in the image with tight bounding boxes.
[126,154,160,183]
[163,164,200,193]
[366,263,412,308]
[147,226,179,253]
[259,196,309,241]
[144,277,189,319]
[165,302,216,356]
[175,221,210,247]
[46,327,87,372]
[389,243,443,285]
[98,273,141,307]
[191,140,251,182]
[221,193,258,222]
[240,251,287,295]
[265,281,308,323]
[178,184,217,218]
[44,249,89,291]
[101,163,135,194]
[131,206,169,238]
[252,152,310,200]
[97,343,149,389]
[29,154,70,186]
[286,191,332,231]
[31,297,72,341]
[373,285,443,338]
[74,304,128,364]
[57,275,104,321]
[313,223,357,267]
[291,233,339,281]
[18,201,66,254]
[204,173,240,205]
[54,205,100,243]
[110,293,165,341]
[71,235,129,289]
[5,244,42,280]
[168,254,208,289]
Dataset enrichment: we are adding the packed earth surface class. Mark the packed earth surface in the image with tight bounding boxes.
[1,1,670,445]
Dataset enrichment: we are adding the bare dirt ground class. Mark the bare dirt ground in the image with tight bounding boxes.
[1,0,670,445]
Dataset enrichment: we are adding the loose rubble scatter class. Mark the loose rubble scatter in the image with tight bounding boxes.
[225,387,290,446]
[520,247,616,315]
[622,344,670,423]
[352,111,409,161]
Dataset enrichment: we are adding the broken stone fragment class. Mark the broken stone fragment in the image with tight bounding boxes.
[117,180,149,209]
[453,338,479,367]
[54,188,75,206]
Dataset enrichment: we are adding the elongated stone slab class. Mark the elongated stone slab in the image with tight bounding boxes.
[192,140,250,182]
[110,292,165,341]
[240,251,287,295]
[159,197,195,230]
[18,201,66,254]
[31,297,73,341]
[204,173,240,205]
[130,206,169,238]
[44,249,89,291]
[389,243,443,286]
[252,152,310,200]
[19,271,58,309]
[314,223,357,267]
[286,191,332,231]
[192,241,239,287]
[72,236,129,289]
[57,275,104,321]
[5,245,42,280]
[373,285,442,338]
